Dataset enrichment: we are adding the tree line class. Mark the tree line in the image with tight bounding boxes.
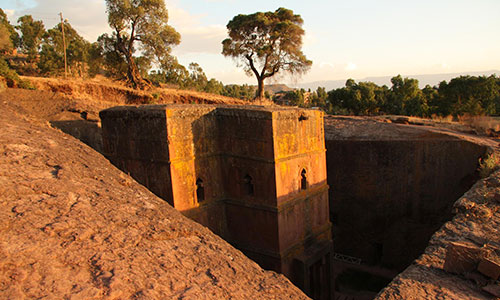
[0,3,313,102]
[1,3,498,114]
[0,4,259,100]
[281,74,500,117]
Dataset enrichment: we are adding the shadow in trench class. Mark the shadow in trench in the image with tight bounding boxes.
[50,120,103,153]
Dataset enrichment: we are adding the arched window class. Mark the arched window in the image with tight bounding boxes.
[244,174,254,196]
[196,178,205,202]
[300,169,307,190]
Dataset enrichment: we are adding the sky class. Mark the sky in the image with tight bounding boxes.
[1,0,500,86]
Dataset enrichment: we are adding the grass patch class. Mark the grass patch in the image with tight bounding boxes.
[479,152,500,178]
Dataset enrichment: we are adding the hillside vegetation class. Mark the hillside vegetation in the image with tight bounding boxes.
[22,76,248,106]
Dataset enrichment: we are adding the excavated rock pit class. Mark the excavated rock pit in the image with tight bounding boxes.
[324,116,494,299]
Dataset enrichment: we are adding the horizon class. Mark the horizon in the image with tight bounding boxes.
[1,0,499,86]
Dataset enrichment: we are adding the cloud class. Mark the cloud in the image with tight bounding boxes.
[211,69,251,85]
[345,62,357,71]
[168,6,198,28]
[297,61,344,83]
[4,9,15,18]
[10,0,109,42]
[169,5,226,55]
[319,62,335,69]
[303,32,318,47]
[8,0,226,55]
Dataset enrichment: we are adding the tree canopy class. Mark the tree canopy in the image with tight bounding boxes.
[16,15,45,62]
[289,74,499,118]
[222,7,312,100]
[0,23,12,53]
[0,9,18,51]
[105,0,180,89]
[38,22,90,77]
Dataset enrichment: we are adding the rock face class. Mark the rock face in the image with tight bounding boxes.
[324,116,487,270]
[376,169,500,299]
[0,102,309,299]
[323,116,498,298]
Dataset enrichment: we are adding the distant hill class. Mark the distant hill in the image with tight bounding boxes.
[264,84,294,94]
[292,70,500,91]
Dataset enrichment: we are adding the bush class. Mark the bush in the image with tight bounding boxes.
[478,152,500,178]
[0,58,34,89]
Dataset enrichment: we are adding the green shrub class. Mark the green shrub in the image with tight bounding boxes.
[0,58,34,89]
[479,152,500,178]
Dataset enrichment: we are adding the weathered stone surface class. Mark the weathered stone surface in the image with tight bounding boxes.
[478,256,500,280]
[443,241,483,274]
[325,116,488,271]
[376,168,500,300]
[0,102,309,299]
[482,284,500,298]
[100,104,332,299]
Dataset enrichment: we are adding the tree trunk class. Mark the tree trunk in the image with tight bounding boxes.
[256,77,265,100]
[125,52,149,90]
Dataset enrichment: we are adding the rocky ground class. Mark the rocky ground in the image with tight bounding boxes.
[325,115,499,148]
[0,95,308,299]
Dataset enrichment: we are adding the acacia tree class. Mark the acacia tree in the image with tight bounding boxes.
[105,0,180,89]
[222,7,312,100]
[92,33,151,79]
[16,15,45,62]
[157,54,189,86]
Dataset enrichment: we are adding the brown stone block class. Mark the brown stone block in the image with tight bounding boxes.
[226,203,279,252]
[278,200,306,251]
[216,109,273,140]
[102,135,117,157]
[482,284,500,298]
[194,157,224,201]
[275,153,327,201]
[443,241,482,274]
[193,136,219,157]
[184,202,226,237]
[170,160,196,211]
[124,159,146,186]
[478,256,500,280]
[168,138,195,161]
[166,125,193,142]
[131,115,167,140]
[201,116,218,137]
[230,140,273,159]
[114,136,132,158]
[145,162,172,203]
[310,192,330,230]
[220,157,277,206]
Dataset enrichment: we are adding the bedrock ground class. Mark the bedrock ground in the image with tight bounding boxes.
[0,99,308,299]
